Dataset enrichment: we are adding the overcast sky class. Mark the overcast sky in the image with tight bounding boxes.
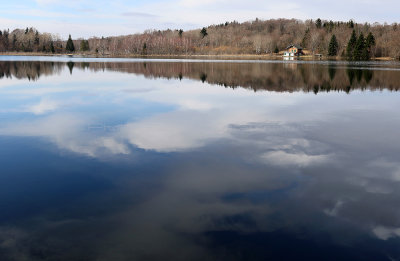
[0,0,398,39]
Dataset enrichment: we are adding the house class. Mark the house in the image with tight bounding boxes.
[284,44,304,57]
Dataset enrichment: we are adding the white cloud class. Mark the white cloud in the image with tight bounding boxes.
[0,65,325,157]
[0,114,128,157]
[368,159,400,182]
[120,110,227,152]
[324,200,344,217]
[261,150,329,167]
[97,137,130,155]
[26,98,60,115]
[373,226,400,240]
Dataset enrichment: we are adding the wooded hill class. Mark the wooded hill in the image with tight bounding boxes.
[1,18,400,58]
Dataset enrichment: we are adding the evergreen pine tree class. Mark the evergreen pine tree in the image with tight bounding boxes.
[328,34,339,56]
[142,43,147,55]
[353,32,365,61]
[66,34,75,52]
[361,46,369,60]
[315,18,322,29]
[80,40,89,51]
[365,32,376,59]
[50,41,55,53]
[34,31,40,46]
[200,27,208,38]
[328,20,334,32]
[346,30,357,60]
[366,32,375,48]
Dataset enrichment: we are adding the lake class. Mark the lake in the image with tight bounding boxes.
[1,56,400,261]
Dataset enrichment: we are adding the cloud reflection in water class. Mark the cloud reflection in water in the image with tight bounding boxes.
[0,60,400,260]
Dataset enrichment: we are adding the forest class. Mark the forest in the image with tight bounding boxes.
[1,18,400,59]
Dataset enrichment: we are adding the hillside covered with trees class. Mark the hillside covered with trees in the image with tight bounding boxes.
[1,18,400,59]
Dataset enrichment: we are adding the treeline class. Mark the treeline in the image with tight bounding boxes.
[0,27,62,53]
[0,28,88,54]
[1,19,400,58]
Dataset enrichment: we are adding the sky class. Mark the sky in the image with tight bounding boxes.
[0,0,399,39]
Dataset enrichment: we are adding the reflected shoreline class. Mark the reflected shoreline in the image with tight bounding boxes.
[1,60,400,93]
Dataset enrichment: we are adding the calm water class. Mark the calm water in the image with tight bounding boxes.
[1,56,400,260]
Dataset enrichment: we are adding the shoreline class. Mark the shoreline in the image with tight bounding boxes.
[0,52,396,61]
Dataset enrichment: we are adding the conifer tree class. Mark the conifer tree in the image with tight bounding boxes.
[315,18,322,29]
[34,31,40,46]
[353,32,365,60]
[65,34,75,52]
[80,40,85,51]
[80,40,89,51]
[328,20,334,32]
[50,41,55,53]
[346,30,357,60]
[366,32,375,48]
[328,34,339,56]
[142,43,147,55]
[365,32,376,58]
[361,46,369,60]
[200,27,208,38]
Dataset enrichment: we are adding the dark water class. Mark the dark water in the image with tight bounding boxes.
[1,56,400,261]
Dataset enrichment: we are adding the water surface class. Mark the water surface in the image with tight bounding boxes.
[1,57,400,260]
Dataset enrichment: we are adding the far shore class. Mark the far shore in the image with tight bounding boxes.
[0,52,396,61]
